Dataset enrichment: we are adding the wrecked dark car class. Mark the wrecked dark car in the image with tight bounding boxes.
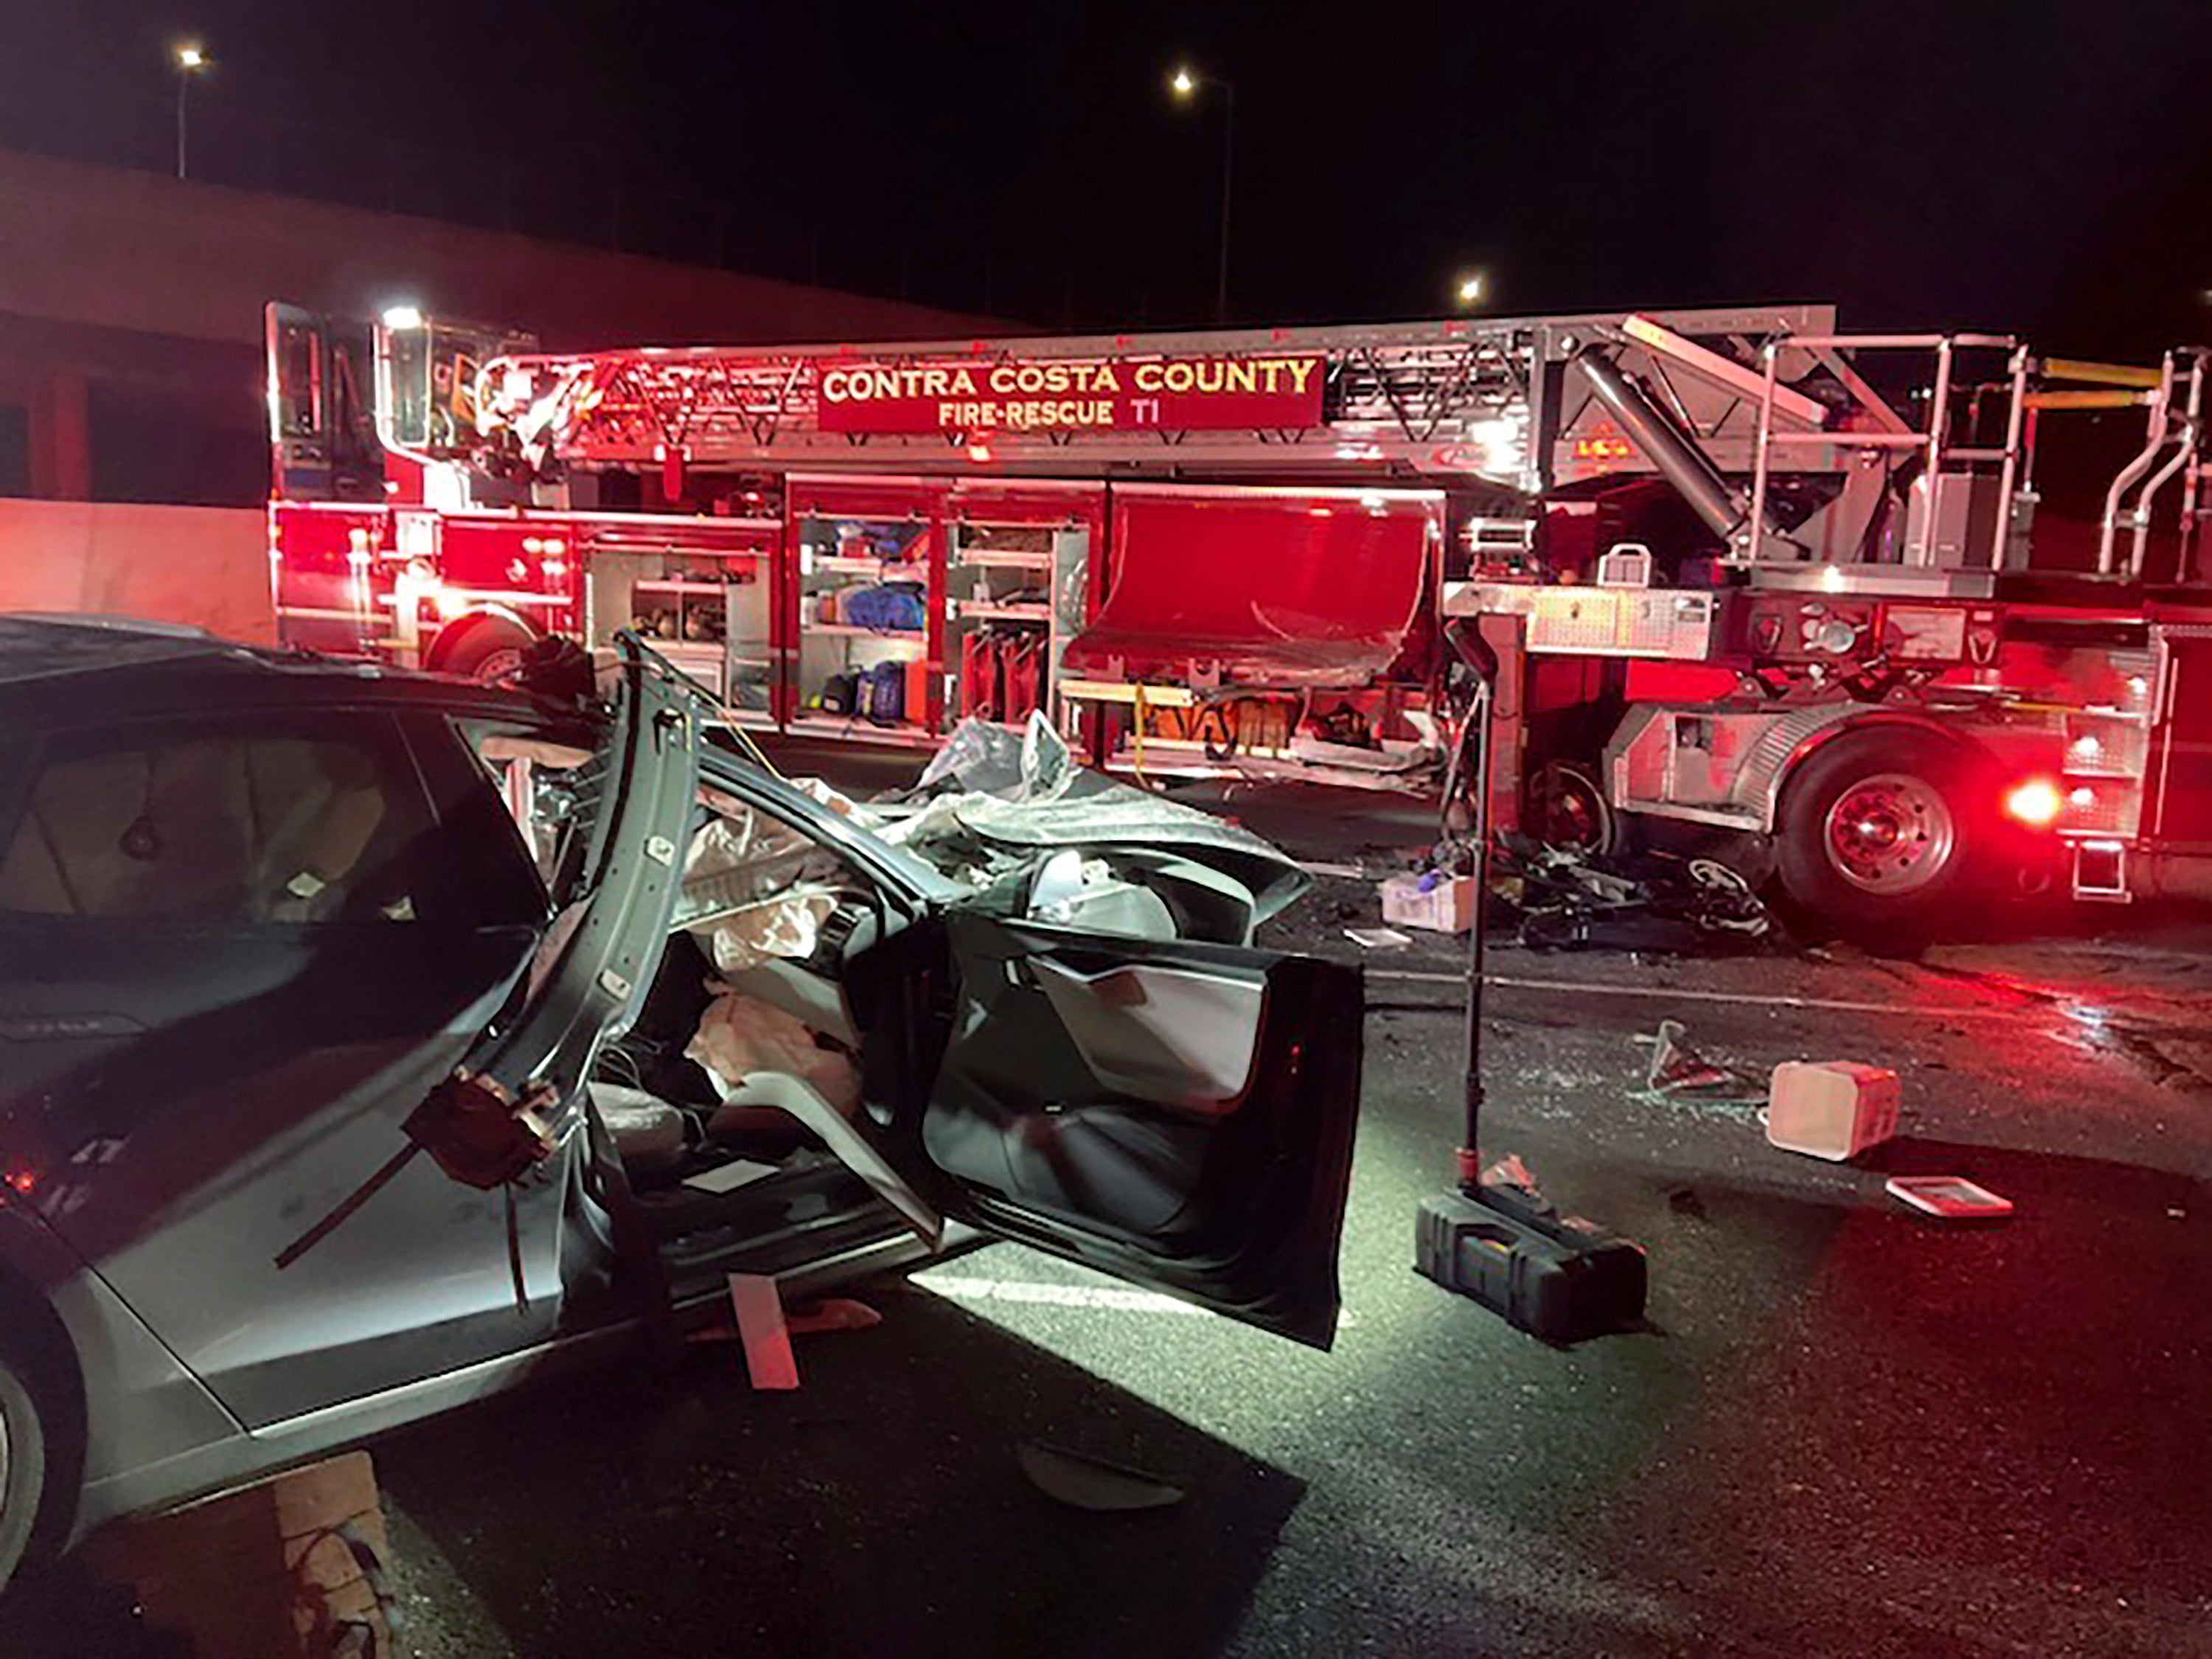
[0,616,1362,1590]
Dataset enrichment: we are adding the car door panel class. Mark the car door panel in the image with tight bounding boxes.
[852,912,1363,1348]
[1026,958,1265,1108]
[0,877,567,1427]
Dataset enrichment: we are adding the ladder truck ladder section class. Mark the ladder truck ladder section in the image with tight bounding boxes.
[469,305,1835,491]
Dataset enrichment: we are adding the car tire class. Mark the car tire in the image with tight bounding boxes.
[432,616,537,683]
[1775,729,1977,945]
[0,1344,51,1596]
[1528,761,1617,855]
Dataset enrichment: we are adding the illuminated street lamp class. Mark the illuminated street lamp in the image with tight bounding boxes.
[1455,271,1486,310]
[173,41,211,181]
[1169,63,1236,324]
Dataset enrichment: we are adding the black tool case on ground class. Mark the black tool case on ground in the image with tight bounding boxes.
[1415,1186,1646,1343]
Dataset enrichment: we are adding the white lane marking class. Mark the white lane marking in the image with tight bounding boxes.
[1368,968,2047,1021]
[917,1273,1360,1328]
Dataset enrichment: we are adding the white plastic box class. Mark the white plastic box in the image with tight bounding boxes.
[1378,872,1481,934]
[1765,1061,1902,1161]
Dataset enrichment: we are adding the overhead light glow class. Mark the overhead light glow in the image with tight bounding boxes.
[1455,272,1484,305]
[175,43,207,70]
[2003,778,2063,827]
[1170,67,1196,96]
[1819,564,1847,594]
[380,303,425,331]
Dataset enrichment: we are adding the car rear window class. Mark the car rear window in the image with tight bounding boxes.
[0,714,440,927]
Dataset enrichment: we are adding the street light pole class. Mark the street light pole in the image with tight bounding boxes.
[1170,66,1237,325]
[173,44,209,181]
[1214,79,1234,327]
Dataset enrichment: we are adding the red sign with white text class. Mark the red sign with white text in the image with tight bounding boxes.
[815,354,1326,435]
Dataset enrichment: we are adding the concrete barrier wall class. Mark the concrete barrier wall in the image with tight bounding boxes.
[0,499,271,642]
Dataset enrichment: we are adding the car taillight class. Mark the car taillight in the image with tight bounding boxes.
[2004,778,2063,827]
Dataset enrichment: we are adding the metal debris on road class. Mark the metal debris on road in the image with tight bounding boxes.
[727,1272,801,1390]
[1495,838,1776,954]
[1344,925,1413,950]
[1643,1019,1735,1093]
[1885,1175,2015,1220]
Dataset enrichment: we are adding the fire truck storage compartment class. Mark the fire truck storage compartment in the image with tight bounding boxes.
[787,479,943,743]
[588,538,774,715]
[942,481,1099,735]
[1062,485,1441,762]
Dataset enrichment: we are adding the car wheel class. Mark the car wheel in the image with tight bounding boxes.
[0,1347,50,1594]
[434,617,537,684]
[1528,761,1616,854]
[1775,731,1975,944]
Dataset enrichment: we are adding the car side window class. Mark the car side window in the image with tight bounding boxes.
[0,714,437,927]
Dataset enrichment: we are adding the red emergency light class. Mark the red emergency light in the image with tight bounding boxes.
[2003,778,2064,827]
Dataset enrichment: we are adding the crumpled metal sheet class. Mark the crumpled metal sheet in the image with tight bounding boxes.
[877,715,1311,923]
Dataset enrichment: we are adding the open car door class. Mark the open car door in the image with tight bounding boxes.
[850,912,1363,1348]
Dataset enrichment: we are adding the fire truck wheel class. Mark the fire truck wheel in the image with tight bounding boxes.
[1775,730,1977,938]
[432,616,538,683]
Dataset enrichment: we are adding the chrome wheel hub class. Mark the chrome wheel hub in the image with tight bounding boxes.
[1823,772,1955,895]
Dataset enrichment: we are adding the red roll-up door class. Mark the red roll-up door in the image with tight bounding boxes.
[1063,485,1439,688]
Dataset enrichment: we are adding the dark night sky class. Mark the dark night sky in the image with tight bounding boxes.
[7,1,2212,349]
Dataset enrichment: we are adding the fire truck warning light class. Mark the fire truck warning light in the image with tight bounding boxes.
[2004,779,2065,827]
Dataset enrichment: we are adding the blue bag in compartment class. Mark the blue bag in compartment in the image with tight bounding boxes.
[865,659,906,725]
[842,581,926,632]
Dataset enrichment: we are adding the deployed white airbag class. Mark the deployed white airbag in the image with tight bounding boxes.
[686,987,863,1118]
[680,810,838,972]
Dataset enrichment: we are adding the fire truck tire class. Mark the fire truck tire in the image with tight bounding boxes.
[431,615,538,683]
[1775,729,1977,939]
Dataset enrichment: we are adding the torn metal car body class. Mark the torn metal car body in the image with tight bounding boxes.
[0,617,1362,1596]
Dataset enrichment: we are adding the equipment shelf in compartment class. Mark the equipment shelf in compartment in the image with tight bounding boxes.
[787,712,939,746]
[806,625,928,644]
[809,554,928,577]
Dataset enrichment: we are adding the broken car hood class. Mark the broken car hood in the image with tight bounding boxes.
[847,717,1311,928]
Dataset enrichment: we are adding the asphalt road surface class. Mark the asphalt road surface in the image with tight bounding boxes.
[17,757,2212,1658]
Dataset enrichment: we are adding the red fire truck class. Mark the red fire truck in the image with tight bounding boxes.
[265,302,2212,930]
